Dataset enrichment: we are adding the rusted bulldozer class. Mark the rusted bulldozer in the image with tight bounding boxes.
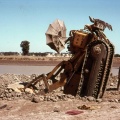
[25,16,114,98]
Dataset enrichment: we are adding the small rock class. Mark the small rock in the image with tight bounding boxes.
[81,97,87,102]
[34,90,39,94]
[32,96,40,103]
[16,92,22,97]
[8,89,13,93]
[6,93,12,98]
[114,99,119,103]
[67,94,75,99]
[44,96,47,101]
[57,93,66,100]
[7,82,24,93]
[25,88,34,94]
[87,96,95,101]
[5,89,8,93]
[110,106,117,109]
[51,97,58,102]
[110,83,114,86]
[0,94,4,98]
[108,99,114,102]
[39,96,44,101]
[76,96,81,100]
[53,107,60,112]
[0,104,7,109]
[102,98,108,102]
[96,99,102,103]
[7,98,12,101]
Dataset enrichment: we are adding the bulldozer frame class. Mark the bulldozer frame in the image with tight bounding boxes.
[24,16,115,98]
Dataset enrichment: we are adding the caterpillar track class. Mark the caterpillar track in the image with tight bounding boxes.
[77,40,114,98]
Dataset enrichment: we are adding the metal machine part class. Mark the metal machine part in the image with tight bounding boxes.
[45,19,66,53]
[25,16,114,98]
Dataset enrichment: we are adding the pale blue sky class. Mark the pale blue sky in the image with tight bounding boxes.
[0,0,120,53]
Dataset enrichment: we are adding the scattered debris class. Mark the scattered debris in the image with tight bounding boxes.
[31,96,40,103]
[65,110,84,115]
[96,98,102,102]
[0,74,119,103]
[53,107,60,112]
[77,104,101,110]
[7,82,24,93]
[0,104,7,109]
[110,106,118,109]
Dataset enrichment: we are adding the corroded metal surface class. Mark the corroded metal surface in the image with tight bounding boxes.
[76,40,114,98]
[25,16,114,99]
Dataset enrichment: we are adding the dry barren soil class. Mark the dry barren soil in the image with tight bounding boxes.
[0,56,120,120]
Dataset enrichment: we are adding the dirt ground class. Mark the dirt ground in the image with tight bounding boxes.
[0,91,120,120]
[0,78,119,120]
[0,57,120,120]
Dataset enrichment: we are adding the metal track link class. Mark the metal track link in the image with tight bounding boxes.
[98,42,114,98]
